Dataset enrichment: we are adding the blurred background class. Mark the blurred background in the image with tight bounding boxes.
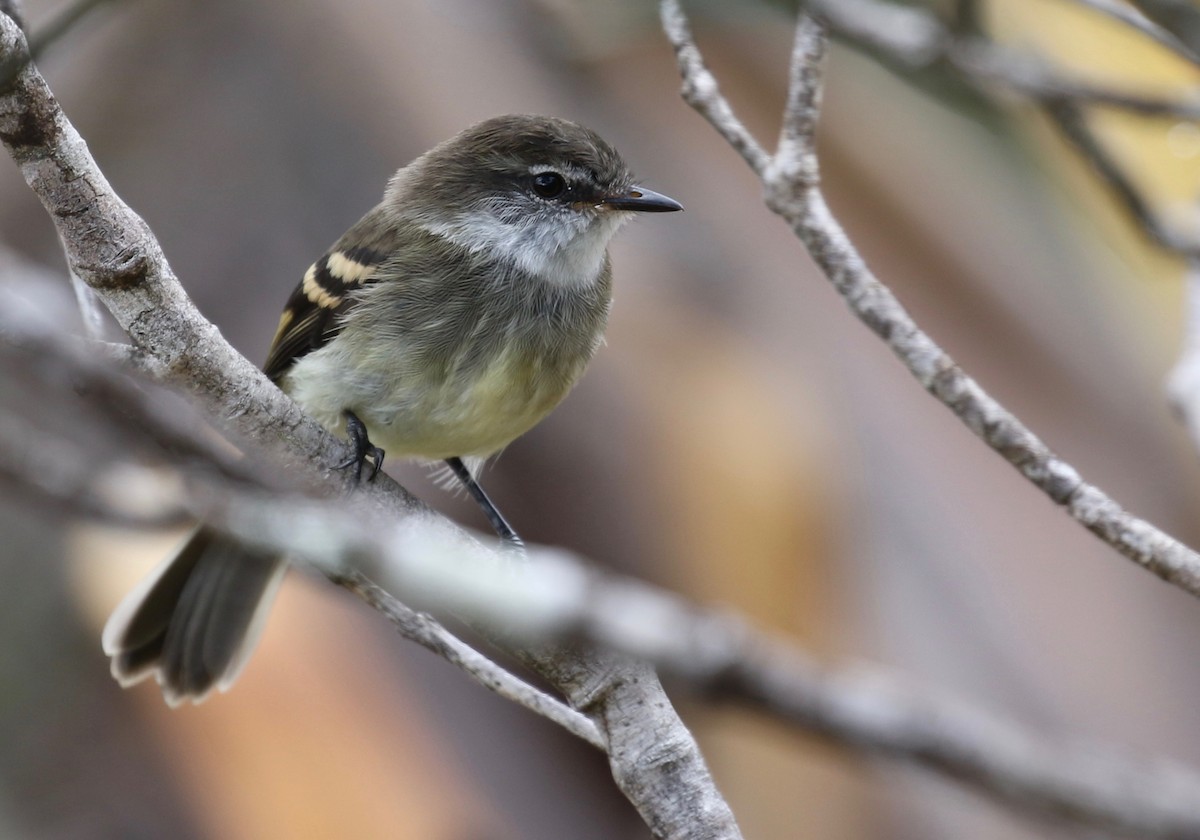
[2,0,1200,837]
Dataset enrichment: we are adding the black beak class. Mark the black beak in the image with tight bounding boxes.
[602,185,683,213]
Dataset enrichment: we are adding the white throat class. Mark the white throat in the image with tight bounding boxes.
[417,208,629,289]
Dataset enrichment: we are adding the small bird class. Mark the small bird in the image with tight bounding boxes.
[101,114,682,705]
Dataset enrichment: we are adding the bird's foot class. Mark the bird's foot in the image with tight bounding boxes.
[336,410,385,482]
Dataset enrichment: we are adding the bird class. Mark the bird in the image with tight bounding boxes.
[101,114,682,705]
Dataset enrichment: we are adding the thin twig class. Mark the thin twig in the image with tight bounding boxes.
[795,0,1200,452]
[662,0,1200,597]
[669,0,1200,257]
[658,1,770,177]
[775,14,827,176]
[335,572,606,750]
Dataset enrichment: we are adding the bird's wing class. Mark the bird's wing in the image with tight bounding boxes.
[262,209,399,382]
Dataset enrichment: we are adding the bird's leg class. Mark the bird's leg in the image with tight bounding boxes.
[336,410,385,482]
[445,457,524,548]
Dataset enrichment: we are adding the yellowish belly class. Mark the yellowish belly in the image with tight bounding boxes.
[285,341,585,461]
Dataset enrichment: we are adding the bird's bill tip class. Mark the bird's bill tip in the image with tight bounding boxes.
[602,185,683,213]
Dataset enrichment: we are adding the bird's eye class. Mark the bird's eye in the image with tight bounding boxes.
[531,171,567,199]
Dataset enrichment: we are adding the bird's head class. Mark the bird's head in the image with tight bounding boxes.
[391,114,681,287]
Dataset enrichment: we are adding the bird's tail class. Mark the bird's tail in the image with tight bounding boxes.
[101,526,287,707]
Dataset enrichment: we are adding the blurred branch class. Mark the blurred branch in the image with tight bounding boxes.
[1127,0,1200,59]
[26,0,117,59]
[951,0,984,37]
[66,257,106,340]
[0,12,739,839]
[661,0,1200,590]
[949,40,1200,123]
[0,276,604,747]
[809,0,1200,117]
[794,0,1200,258]
[814,0,1200,457]
[1167,258,1200,451]
[6,304,1200,839]
[787,0,1200,498]
[1069,0,1200,63]
[1041,99,1198,254]
[0,238,67,286]
[97,339,168,378]
[1,0,121,89]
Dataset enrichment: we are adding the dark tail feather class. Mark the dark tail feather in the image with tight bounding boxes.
[102,526,287,707]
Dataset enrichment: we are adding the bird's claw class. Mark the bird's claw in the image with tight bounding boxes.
[337,410,385,483]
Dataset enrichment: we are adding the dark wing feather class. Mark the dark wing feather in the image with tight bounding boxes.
[262,288,345,382]
[261,207,401,382]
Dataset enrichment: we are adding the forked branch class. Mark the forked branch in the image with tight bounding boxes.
[661,0,1200,600]
[0,12,737,838]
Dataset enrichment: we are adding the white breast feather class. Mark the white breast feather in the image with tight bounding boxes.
[419,207,627,289]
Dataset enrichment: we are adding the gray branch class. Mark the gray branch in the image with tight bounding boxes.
[788,1,1200,488]
[660,0,1200,590]
[4,299,1200,838]
[0,13,738,839]
[0,273,605,746]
